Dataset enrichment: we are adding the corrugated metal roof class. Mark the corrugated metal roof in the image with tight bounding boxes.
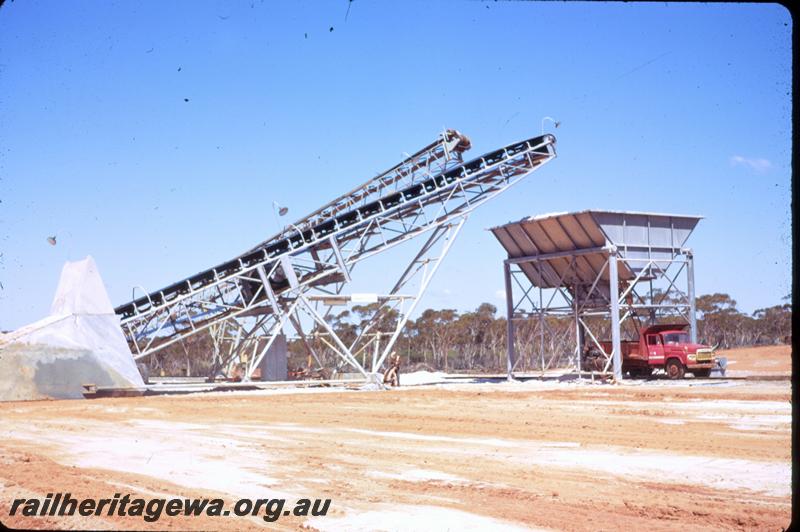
[490,210,702,290]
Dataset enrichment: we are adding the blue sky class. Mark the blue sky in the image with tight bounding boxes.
[0,1,792,330]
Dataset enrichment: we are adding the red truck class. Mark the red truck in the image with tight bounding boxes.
[584,324,721,379]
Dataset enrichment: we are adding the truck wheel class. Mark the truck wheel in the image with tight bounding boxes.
[665,360,685,380]
[693,369,711,378]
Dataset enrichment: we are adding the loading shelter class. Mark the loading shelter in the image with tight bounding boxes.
[490,210,702,380]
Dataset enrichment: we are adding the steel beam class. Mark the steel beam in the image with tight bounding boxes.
[686,249,697,343]
[506,245,609,265]
[608,251,623,381]
[504,260,515,380]
[374,217,467,371]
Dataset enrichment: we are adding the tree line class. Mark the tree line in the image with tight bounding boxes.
[151,292,791,377]
[289,293,792,374]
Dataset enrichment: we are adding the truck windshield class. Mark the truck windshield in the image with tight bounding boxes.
[663,333,690,344]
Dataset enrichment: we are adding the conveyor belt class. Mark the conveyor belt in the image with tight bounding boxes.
[115,130,557,359]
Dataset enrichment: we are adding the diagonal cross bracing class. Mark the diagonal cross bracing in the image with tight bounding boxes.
[115,130,557,372]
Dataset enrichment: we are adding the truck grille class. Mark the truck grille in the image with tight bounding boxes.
[695,349,713,363]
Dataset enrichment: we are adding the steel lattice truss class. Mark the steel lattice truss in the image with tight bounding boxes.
[115,130,557,379]
[506,250,696,377]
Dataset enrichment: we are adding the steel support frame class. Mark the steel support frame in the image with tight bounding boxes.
[120,134,556,375]
[235,217,468,381]
[504,247,697,381]
[120,133,557,380]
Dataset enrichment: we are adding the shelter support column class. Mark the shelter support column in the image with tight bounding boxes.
[608,250,623,381]
[574,289,582,379]
[504,260,515,380]
[687,249,697,344]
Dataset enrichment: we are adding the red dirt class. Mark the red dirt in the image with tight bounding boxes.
[0,365,792,530]
[719,343,792,374]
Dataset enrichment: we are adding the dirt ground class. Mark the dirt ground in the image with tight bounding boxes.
[718,344,792,375]
[0,345,792,531]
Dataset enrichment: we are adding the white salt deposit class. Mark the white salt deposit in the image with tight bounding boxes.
[345,428,516,447]
[339,425,790,497]
[678,400,791,413]
[305,504,540,532]
[436,439,790,498]
[728,415,793,431]
[399,371,453,386]
[7,420,295,501]
[367,469,467,483]
[658,419,686,425]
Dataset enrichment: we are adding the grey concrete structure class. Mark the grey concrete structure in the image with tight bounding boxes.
[258,333,288,382]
